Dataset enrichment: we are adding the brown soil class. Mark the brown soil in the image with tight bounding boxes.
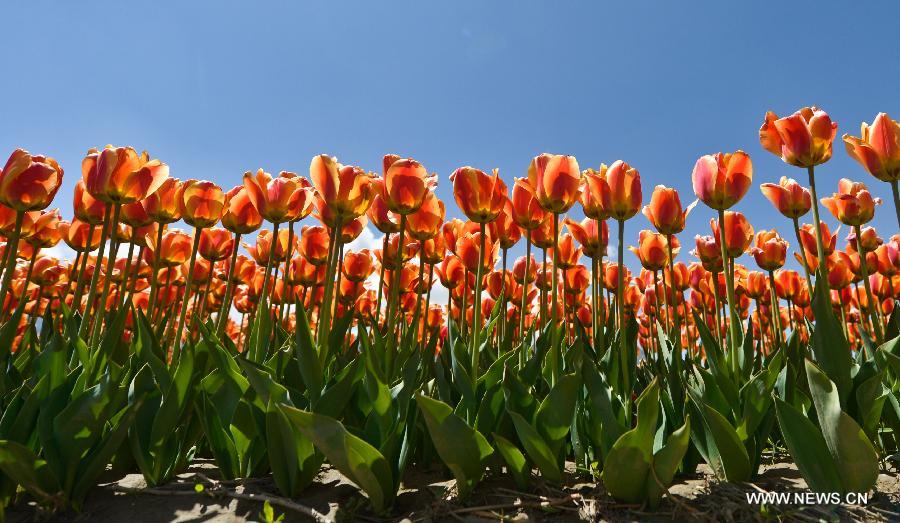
[5,460,898,522]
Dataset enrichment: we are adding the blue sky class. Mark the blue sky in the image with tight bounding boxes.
[2,1,898,280]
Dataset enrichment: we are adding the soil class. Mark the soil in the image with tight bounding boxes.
[5,459,898,522]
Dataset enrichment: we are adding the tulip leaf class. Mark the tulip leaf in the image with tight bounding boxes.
[646,414,691,509]
[278,405,395,513]
[600,380,659,503]
[688,390,751,482]
[415,394,493,498]
[804,360,878,494]
[534,373,579,453]
[508,410,562,484]
[773,396,843,493]
[265,400,321,497]
[493,433,530,489]
[810,272,852,406]
[293,301,322,402]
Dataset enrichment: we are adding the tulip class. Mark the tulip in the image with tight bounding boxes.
[199,228,235,262]
[821,179,881,227]
[760,107,837,168]
[710,211,754,259]
[691,151,752,211]
[630,230,676,272]
[751,230,788,272]
[0,149,65,308]
[309,157,374,226]
[643,185,696,236]
[844,113,900,226]
[406,193,446,241]
[451,166,507,225]
[383,156,435,216]
[528,154,581,215]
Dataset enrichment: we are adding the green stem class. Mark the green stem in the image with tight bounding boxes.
[717,208,740,374]
[550,214,560,386]
[172,226,203,358]
[519,230,531,346]
[806,166,829,295]
[217,233,242,335]
[80,205,112,338]
[0,211,25,309]
[854,225,884,344]
[666,233,680,338]
[791,217,814,294]
[89,203,122,349]
[471,222,486,377]
[891,179,900,229]
[616,218,630,412]
[767,271,783,348]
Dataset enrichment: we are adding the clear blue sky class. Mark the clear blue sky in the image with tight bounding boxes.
[2,1,897,276]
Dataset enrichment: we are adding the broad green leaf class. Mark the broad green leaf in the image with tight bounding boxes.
[415,394,493,498]
[279,405,395,513]
[508,410,561,484]
[0,440,61,503]
[810,273,852,406]
[773,397,843,493]
[646,415,691,508]
[493,433,530,489]
[805,360,878,494]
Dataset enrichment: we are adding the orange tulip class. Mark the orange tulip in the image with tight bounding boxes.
[550,233,583,269]
[820,178,881,226]
[366,178,400,234]
[420,234,446,265]
[843,112,900,183]
[490,201,522,250]
[383,156,436,215]
[309,156,374,226]
[693,235,723,272]
[299,226,331,266]
[580,168,611,221]
[512,254,537,284]
[595,161,643,221]
[338,216,367,244]
[528,153,581,214]
[450,166,507,224]
[121,199,153,228]
[564,217,608,258]
[62,219,103,252]
[199,228,234,262]
[143,178,184,224]
[826,251,855,289]
[751,230,788,271]
[73,180,106,225]
[245,229,293,265]
[146,229,193,267]
[180,180,225,229]
[745,271,768,299]
[30,256,66,287]
[510,178,548,230]
[798,221,837,258]
[218,186,264,235]
[342,249,374,282]
[436,255,465,290]
[847,226,882,254]
[643,185,696,235]
[691,151,752,210]
[710,211,754,259]
[759,107,838,167]
[26,210,62,249]
[457,231,498,273]
[0,149,64,212]
[759,176,811,219]
[630,230,677,271]
[406,192,446,241]
[243,168,315,224]
[82,146,169,204]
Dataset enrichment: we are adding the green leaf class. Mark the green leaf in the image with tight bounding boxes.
[415,394,493,498]
[0,440,61,503]
[689,391,751,482]
[493,433,530,489]
[293,302,322,402]
[278,405,395,513]
[773,397,843,493]
[810,273,852,406]
[646,415,691,508]
[534,373,579,454]
[804,360,878,494]
[508,410,562,483]
[265,401,321,497]
[600,380,659,503]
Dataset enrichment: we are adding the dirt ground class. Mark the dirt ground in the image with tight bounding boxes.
[5,459,899,522]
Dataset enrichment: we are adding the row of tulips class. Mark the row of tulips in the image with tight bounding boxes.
[0,107,897,518]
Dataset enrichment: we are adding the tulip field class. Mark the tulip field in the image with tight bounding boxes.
[0,107,899,521]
